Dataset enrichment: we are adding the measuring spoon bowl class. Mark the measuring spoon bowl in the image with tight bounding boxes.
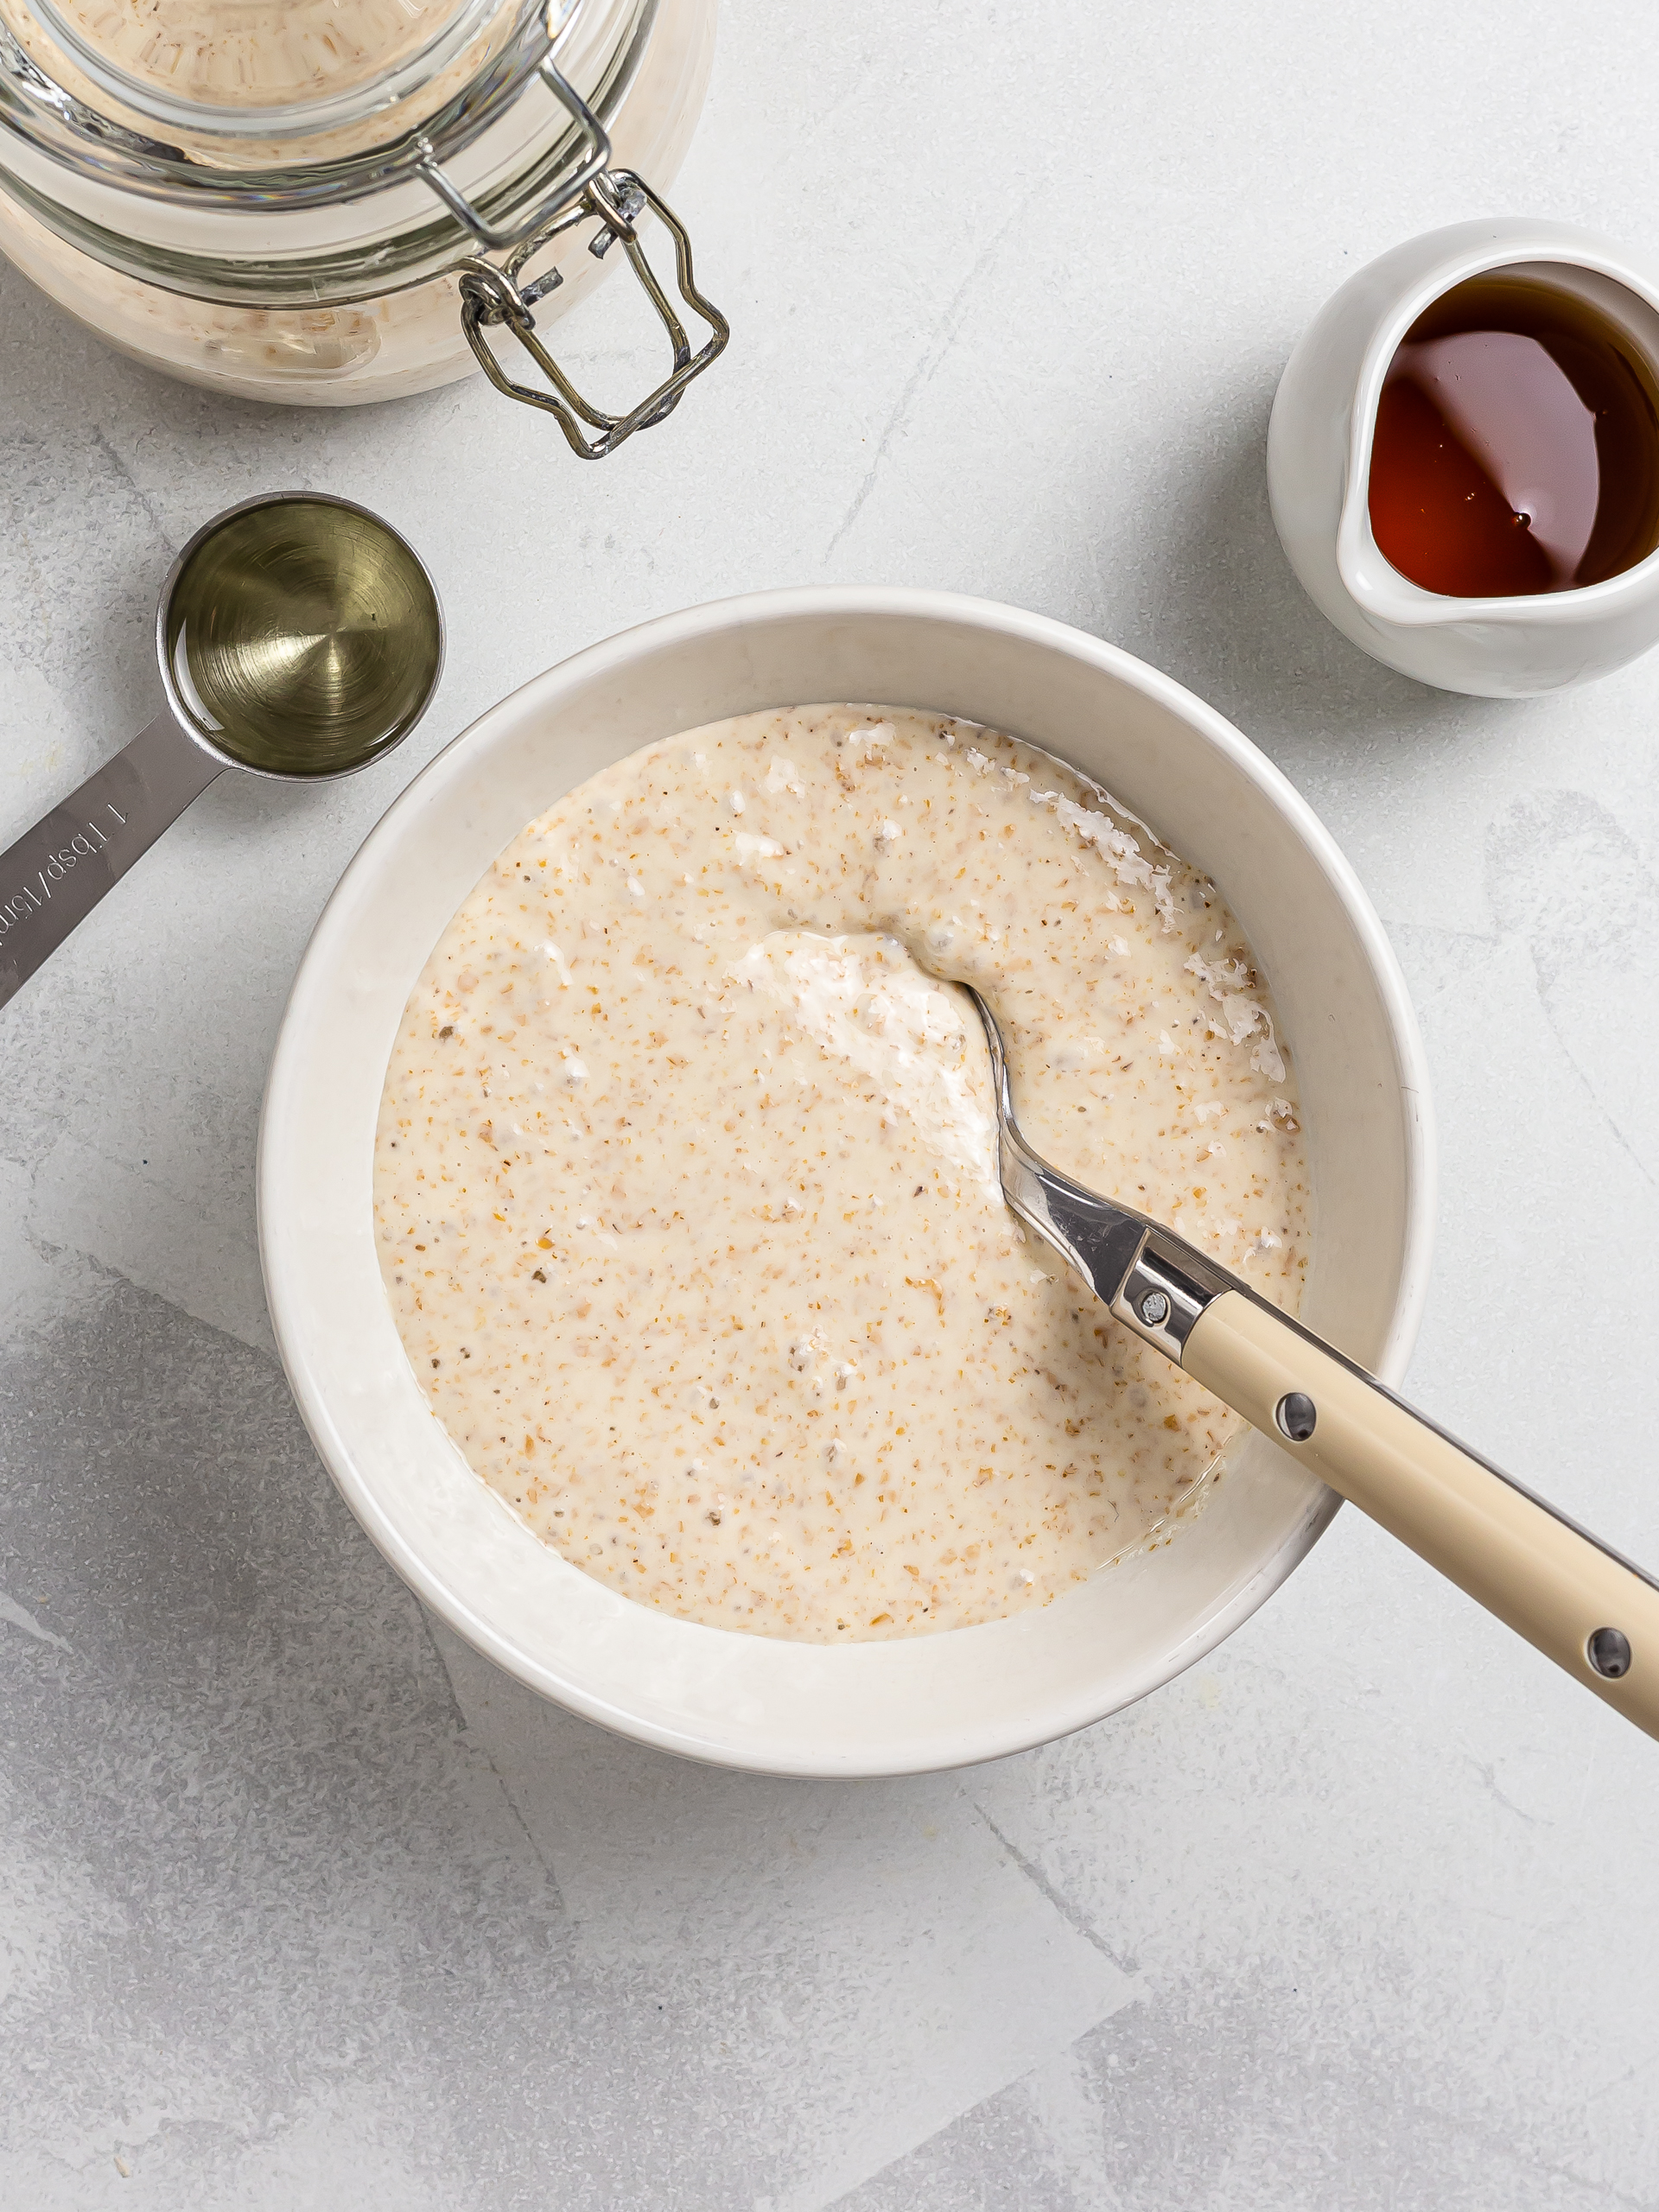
[0,491,442,1011]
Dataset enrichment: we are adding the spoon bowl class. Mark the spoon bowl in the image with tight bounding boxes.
[0,490,442,1009]
[161,493,442,779]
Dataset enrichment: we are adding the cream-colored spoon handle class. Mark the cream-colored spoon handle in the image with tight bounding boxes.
[1183,1290,1659,1739]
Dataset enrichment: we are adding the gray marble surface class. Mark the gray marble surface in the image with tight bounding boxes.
[4,1,1659,2203]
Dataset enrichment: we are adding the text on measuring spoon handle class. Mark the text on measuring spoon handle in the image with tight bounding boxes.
[0,712,221,1012]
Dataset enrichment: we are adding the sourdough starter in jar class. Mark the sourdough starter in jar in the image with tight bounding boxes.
[33,0,476,108]
[374,707,1310,1643]
[0,0,715,404]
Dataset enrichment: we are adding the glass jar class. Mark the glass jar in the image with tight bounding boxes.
[0,0,724,454]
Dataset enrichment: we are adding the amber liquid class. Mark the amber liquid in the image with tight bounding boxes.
[1367,275,1659,598]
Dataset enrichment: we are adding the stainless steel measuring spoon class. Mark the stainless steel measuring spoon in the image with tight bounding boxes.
[0,490,443,1011]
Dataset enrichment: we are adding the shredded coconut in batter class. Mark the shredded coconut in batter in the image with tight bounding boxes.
[374,706,1310,1642]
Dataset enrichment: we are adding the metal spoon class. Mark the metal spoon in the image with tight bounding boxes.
[957,980,1659,1741]
[0,490,442,1011]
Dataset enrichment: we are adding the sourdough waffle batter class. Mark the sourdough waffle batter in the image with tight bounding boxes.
[374,706,1309,1642]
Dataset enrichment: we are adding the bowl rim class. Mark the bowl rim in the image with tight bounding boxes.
[258,584,1437,1772]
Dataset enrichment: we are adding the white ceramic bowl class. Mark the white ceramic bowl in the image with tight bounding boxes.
[259,588,1434,1777]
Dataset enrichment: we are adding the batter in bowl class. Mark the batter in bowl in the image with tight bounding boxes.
[373,706,1310,1642]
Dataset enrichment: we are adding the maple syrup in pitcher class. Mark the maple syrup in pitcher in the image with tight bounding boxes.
[1368,274,1659,597]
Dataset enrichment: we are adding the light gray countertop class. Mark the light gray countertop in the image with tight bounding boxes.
[3,2,1658,2204]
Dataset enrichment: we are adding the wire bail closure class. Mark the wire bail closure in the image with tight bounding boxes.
[0,0,726,461]
[431,51,728,458]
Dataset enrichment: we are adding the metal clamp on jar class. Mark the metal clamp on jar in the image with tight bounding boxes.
[0,0,726,451]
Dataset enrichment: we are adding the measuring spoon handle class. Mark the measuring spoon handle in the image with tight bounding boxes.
[0,711,220,1012]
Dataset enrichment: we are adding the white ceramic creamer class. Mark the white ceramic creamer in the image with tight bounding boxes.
[1268,219,1659,697]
